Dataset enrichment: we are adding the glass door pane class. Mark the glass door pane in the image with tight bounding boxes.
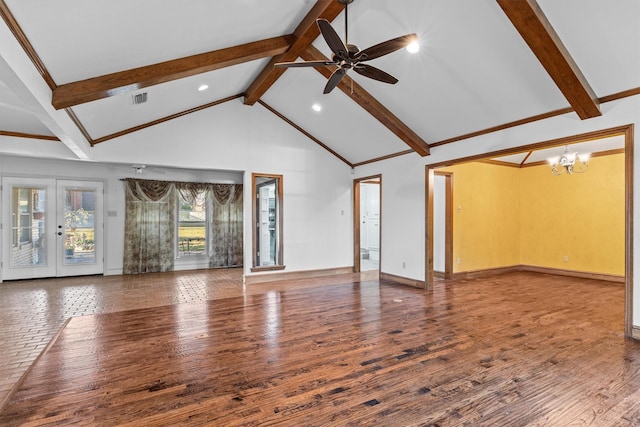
[56,180,103,277]
[63,189,97,264]
[11,187,47,266]
[2,177,57,280]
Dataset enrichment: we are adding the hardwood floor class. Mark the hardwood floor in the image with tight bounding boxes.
[1,270,639,425]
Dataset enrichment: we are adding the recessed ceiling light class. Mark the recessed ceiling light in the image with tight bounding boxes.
[312,103,322,112]
[406,40,420,54]
[198,84,209,91]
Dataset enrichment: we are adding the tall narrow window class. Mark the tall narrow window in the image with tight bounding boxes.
[177,189,207,257]
[252,173,284,271]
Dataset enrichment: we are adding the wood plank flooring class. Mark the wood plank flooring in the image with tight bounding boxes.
[1,271,639,425]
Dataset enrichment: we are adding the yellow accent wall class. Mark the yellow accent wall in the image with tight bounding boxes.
[519,153,625,275]
[439,162,521,272]
[438,153,625,276]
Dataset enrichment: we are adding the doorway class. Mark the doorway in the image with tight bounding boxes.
[354,175,381,272]
[425,125,634,338]
[1,177,104,281]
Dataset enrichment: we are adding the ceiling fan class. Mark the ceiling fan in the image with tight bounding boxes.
[275,0,417,94]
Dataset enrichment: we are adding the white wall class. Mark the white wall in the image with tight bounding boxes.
[89,99,354,276]
[354,96,640,328]
[356,154,426,280]
[0,156,242,275]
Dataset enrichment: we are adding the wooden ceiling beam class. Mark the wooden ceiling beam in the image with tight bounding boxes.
[497,0,601,120]
[0,130,59,141]
[51,35,295,109]
[243,0,344,106]
[302,45,430,157]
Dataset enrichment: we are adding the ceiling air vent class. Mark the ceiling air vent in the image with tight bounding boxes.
[131,92,148,105]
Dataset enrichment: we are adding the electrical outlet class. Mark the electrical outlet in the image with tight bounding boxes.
[402,262,406,269]
[563,256,569,262]
[457,258,461,265]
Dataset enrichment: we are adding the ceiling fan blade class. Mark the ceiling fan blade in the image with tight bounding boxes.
[353,64,398,84]
[274,60,334,68]
[323,68,346,94]
[358,33,417,61]
[317,19,348,60]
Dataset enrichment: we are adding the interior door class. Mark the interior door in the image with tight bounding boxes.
[354,177,381,272]
[1,178,103,281]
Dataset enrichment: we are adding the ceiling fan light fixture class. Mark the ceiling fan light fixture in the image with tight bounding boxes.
[406,39,420,54]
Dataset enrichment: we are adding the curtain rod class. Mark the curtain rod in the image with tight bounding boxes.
[119,177,241,185]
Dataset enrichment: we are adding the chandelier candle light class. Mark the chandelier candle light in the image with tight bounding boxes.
[548,146,590,175]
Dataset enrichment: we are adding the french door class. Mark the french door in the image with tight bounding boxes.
[2,178,104,281]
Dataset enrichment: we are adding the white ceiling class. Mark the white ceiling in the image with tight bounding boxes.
[0,0,638,166]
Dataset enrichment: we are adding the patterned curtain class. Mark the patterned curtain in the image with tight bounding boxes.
[123,179,176,274]
[209,184,243,267]
[175,182,209,207]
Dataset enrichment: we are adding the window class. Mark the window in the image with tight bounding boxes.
[177,189,207,257]
[252,173,284,271]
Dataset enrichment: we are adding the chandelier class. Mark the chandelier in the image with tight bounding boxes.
[548,146,590,175]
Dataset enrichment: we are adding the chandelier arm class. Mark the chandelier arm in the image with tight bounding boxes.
[548,146,590,176]
[574,163,588,173]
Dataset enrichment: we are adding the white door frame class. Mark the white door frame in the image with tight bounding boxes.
[1,177,104,281]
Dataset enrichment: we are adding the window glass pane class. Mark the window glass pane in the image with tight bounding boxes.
[178,190,207,256]
[258,180,277,266]
[11,187,47,266]
[64,189,96,264]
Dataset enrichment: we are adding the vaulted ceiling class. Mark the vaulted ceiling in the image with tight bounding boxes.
[0,0,638,167]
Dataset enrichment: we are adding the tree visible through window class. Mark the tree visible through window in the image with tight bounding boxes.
[177,190,207,256]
